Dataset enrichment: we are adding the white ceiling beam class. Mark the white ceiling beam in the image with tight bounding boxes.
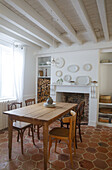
[96,0,109,41]
[0,27,41,50]
[0,3,56,47]
[71,0,97,43]
[0,18,49,48]
[4,0,71,46]
[38,0,82,44]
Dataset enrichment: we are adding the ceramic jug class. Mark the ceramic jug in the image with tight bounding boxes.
[46,96,53,105]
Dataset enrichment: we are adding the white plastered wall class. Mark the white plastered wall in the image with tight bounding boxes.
[23,46,37,105]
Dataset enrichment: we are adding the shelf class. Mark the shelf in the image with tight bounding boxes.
[97,122,112,127]
[38,76,51,78]
[99,112,112,116]
[100,63,112,65]
[38,65,51,68]
[99,102,112,105]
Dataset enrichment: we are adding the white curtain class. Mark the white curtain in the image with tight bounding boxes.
[0,44,25,102]
[13,45,25,102]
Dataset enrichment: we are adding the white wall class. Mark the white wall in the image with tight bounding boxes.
[23,46,37,104]
[99,52,112,96]
[51,50,99,85]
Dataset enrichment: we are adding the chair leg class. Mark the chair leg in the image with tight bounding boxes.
[61,119,63,128]
[20,130,24,154]
[69,140,73,168]
[31,125,35,146]
[73,137,76,156]
[37,125,40,140]
[48,136,52,161]
[17,131,20,142]
[55,139,57,152]
[75,127,77,149]
[28,127,30,136]
[78,124,82,142]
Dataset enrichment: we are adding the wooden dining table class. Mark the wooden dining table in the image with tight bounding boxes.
[3,102,77,170]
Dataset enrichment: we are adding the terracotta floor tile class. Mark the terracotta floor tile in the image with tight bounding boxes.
[51,160,65,169]
[90,138,100,143]
[106,159,112,167]
[107,152,112,159]
[22,160,36,170]
[86,147,97,153]
[0,123,112,169]
[79,159,94,169]
[58,154,69,161]
[83,152,96,161]
[93,159,108,169]
[31,153,43,161]
[98,142,108,147]
[88,142,98,148]
[36,160,50,170]
[97,147,108,153]
[6,160,22,170]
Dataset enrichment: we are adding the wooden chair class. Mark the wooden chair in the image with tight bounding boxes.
[8,102,35,154]
[48,110,77,168]
[25,98,42,139]
[60,100,85,147]
[76,100,85,143]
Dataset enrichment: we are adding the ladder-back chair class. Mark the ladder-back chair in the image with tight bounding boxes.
[48,110,77,168]
[8,102,35,154]
[25,98,42,139]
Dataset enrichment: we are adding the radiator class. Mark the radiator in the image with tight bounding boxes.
[0,101,9,130]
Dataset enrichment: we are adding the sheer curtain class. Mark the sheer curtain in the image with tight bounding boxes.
[0,44,25,102]
[0,44,25,130]
[13,45,25,102]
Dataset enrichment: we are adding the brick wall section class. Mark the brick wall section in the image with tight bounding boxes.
[62,92,89,123]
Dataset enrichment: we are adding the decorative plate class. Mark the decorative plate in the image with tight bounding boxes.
[83,64,92,71]
[76,76,90,85]
[64,75,72,82]
[67,65,79,73]
[56,70,62,77]
[55,57,65,68]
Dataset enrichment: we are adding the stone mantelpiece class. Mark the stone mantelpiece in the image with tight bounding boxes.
[50,84,98,127]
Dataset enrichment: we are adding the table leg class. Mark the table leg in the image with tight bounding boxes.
[43,122,48,170]
[8,116,13,159]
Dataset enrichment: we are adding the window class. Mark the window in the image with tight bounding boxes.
[0,44,25,101]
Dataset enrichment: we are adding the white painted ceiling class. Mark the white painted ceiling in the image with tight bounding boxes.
[0,0,111,50]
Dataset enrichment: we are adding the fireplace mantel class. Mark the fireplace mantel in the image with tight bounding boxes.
[50,84,98,127]
[51,84,97,98]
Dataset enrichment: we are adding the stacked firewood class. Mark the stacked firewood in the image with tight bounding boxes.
[38,78,50,103]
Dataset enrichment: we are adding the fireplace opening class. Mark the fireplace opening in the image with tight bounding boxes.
[56,92,89,124]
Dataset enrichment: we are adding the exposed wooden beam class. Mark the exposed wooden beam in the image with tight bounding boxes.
[96,0,109,41]
[0,27,41,49]
[38,0,82,44]
[0,18,49,48]
[71,0,97,43]
[0,3,56,46]
[4,0,71,46]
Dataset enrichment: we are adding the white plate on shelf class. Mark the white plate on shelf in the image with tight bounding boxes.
[56,70,62,77]
[67,65,79,73]
[76,76,90,85]
[55,57,65,68]
[64,75,72,82]
[83,64,92,71]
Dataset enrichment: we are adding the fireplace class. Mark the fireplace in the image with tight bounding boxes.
[50,84,98,126]
[56,92,89,124]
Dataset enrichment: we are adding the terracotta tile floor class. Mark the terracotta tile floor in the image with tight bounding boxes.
[0,121,112,170]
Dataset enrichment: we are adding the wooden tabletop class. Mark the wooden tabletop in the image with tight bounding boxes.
[3,102,77,125]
